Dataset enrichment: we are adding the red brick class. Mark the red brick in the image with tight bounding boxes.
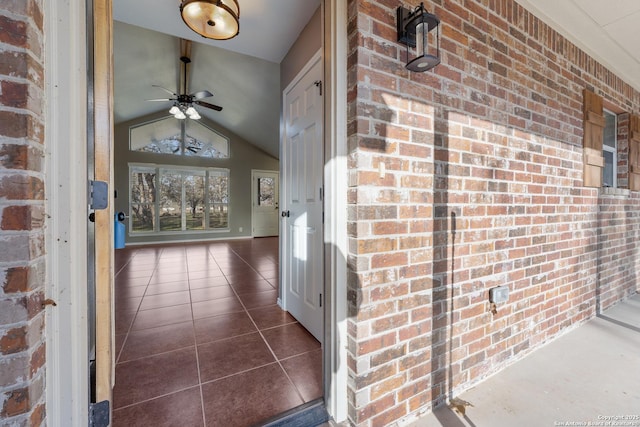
[0,81,28,108]
[1,388,29,417]
[0,15,27,47]
[0,327,27,355]
[2,267,29,293]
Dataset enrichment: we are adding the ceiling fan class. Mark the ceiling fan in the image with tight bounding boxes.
[147,39,223,119]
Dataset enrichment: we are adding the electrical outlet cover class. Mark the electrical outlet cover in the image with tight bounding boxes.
[489,285,509,304]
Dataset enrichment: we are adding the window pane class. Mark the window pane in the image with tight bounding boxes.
[130,117,229,158]
[208,174,229,204]
[603,150,614,187]
[209,205,228,229]
[185,121,229,158]
[185,174,205,230]
[131,204,155,232]
[258,177,275,206]
[130,117,182,154]
[131,170,156,204]
[159,171,183,231]
[604,111,616,149]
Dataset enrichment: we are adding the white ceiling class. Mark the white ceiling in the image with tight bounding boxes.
[515,0,640,92]
[113,0,319,63]
[113,0,320,158]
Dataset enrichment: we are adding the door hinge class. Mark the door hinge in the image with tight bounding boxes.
[319,293,323,308]
[319,187,323,201]
[88,401,110,427]
[89,180,109,210]
[314,80,322,96]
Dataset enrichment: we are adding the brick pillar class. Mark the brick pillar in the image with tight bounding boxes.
[0,0,47,425]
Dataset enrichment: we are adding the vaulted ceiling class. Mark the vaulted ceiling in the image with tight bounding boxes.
[113,0,320,158]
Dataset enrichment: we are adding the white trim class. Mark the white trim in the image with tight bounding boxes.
[44,0,89,425]
[323,0,348,423]
[282,51,323,97]
[124,235,253,247]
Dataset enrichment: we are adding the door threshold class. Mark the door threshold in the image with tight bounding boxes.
[257,400,331,427]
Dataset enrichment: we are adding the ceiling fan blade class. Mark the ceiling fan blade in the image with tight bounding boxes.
[191,90,213,100]
[152,85,177,96]
[145,98,173,102]
[195,100,223,112]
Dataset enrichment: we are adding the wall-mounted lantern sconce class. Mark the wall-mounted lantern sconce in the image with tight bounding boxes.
[397,2,440,72]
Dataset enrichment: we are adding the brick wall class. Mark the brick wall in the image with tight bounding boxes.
[0,0,47,425]
[346,0,640,425]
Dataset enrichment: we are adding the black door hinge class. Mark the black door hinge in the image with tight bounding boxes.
[89,180,109,210]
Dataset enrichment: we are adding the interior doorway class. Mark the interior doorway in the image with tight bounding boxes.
[108,2,326,426]
[47,0,348,425]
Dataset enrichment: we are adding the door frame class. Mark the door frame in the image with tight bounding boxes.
[44,0,90,425]
[251,169,280,237]
[322,0,348,421]
[45,0,348,424]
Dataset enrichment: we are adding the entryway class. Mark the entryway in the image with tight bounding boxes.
[112,238,322,426]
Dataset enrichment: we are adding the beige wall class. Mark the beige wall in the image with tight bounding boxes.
[114,111,279,245]
[280,6,322,91]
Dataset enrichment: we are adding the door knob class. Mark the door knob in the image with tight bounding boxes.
[281,210,290,218]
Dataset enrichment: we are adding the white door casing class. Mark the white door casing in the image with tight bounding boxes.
[252,170,280,237]
[281,52,324,343]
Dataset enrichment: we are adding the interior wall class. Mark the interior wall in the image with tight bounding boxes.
[114,111,278,245]
[280,6,322,91]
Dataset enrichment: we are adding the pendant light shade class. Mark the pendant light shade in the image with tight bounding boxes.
[180,0,240,40]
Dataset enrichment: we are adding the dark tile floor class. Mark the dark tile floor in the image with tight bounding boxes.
[112,238,322,427]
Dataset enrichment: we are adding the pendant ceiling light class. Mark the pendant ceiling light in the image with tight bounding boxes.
[180,0,240,40]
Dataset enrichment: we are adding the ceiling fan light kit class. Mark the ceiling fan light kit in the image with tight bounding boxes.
[180,0,240,40]
[146,44,223,120]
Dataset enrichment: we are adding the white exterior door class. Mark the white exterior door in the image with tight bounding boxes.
[252,170,280,237]
[281,52,324,342]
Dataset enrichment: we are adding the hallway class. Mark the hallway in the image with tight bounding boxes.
[111,237,322,426]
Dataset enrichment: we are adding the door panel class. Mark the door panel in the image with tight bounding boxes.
[282,54,323,342]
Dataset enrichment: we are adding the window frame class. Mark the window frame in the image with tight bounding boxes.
[129,116,230,159]
[128,163,230,235]
[602,109,618,188]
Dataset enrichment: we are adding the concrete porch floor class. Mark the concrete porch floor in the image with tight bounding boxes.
[410,293,640,427]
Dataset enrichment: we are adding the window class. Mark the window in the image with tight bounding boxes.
[129,116,230,158]
[129,164,229,233]
[258,177,275,206]
[603,110,617,187]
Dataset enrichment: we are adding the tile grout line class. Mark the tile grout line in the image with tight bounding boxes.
[114,248,155,365]
[112,384,201,412]
[222,246,308,405]
[184,247,209,427]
